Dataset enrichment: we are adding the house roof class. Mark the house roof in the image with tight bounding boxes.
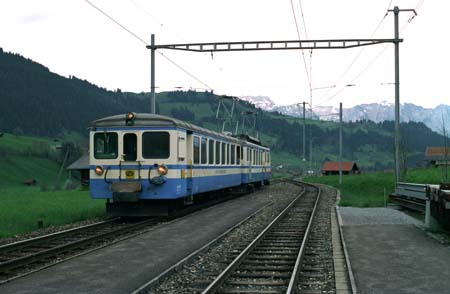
[322,161,358,172]
[425,147,450,158]
[67,155,89,170]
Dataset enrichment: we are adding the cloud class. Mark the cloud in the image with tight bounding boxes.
[21,13,48,24]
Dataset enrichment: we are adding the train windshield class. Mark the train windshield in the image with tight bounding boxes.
[142,132,170,158]
[94,132,118,159]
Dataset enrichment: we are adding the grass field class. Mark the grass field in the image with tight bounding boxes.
[0,155,68,188]
[0,188,105,238]
[304,167,450,207]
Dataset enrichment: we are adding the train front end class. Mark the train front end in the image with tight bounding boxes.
[89,113,188,216]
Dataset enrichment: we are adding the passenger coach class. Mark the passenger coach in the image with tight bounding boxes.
[89,113,271,216]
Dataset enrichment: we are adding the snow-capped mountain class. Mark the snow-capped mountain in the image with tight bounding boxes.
[239,96,450,134]
[239,96,276,111]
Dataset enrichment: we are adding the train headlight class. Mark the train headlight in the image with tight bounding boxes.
[95,166,104,176]
[125,112,136,126]
[157,164,168,175]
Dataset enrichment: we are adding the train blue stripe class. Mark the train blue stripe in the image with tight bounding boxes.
[90,171,270,200]
[89,165,269,170]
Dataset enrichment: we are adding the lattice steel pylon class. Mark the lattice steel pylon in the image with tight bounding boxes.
[216,95,238,134]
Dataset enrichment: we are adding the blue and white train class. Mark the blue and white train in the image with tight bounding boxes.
[89,112,271,216]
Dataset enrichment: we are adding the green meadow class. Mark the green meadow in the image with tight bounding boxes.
[0,188,104,238]
[304,167,450,207]
[0,133,105,238]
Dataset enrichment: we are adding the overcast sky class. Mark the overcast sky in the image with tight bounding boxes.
[1,0,447,109]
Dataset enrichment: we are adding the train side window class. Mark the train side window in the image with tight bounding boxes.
[209,139,214,164]
[231,144,235,165]
[221,142,225,165]
[193,136,200,164]
[253,149,256,165]
[236,146,241,165]
[143,132,170,159]
[201,137,207,164]
[226,144,230,165]
[94,132,118,159]
[215,141,220,164]
[123,133,137,161]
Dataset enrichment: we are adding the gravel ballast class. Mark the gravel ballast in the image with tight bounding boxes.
[148,182,303,293]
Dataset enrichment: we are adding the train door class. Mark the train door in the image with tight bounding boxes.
[121,133,139,180]
[185,132,194,199]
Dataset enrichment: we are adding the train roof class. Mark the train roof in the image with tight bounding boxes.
[90,113,269,149]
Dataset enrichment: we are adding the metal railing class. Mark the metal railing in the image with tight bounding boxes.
[395,182,427,200]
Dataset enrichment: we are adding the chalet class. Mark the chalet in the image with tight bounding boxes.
[66,155,89,186]
[321,161,360,176]
[425,147,450,167]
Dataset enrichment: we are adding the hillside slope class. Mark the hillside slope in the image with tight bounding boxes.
[0,49,447,171]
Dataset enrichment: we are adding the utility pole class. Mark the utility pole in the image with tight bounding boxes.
[389,6,417,184]
[150,34,156,114]
[302,101,306,161]
[339,102,343,185]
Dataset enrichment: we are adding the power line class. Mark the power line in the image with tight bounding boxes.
[317,0,393,103]
[289,0,311,89]
[84,0,148,45]
[298,0,309,40]
[83,0,213,92]
[126,0,224,71]
[317,0,422,106]
[157,51,213,91]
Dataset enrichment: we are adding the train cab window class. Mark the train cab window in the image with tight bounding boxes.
[209,139,214,164]
[123,133,137,161]
[193,136,200,164]
[201,137,207,164]
[221,142,225,165]
[215,141,220,164]
[231,144,235,165]
[94,132,118,159]
[142,132,170,159]
[236,146,241,165]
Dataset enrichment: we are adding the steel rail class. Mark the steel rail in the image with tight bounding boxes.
[201,180,315,294]
[0,218,119,254]
[0,218,156,277]
[286,184,321,294]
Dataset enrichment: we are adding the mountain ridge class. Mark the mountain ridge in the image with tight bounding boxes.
[239,96,450,134]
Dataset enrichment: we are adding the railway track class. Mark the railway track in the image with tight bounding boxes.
[0,217,159,284]
[200,181,322,293]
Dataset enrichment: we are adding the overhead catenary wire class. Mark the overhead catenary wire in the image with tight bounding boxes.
[316,0,424,107]
[316,0,394,104]
[126,0,224,71]
[290,0,312,90]
[83,0,213,92]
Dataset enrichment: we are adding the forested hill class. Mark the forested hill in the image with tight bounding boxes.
[0,49,447,170]
[0,49,148,137]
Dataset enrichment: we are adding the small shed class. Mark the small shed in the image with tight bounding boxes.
[321,161,360,176]
[23,179,37,186]
[425,147,450,167]
[66,155,90,186]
